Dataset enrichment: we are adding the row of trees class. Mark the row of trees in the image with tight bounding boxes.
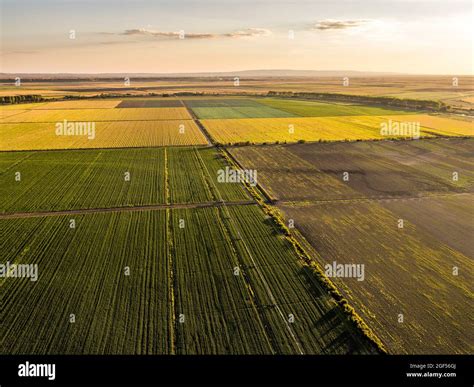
[0,95,44,104]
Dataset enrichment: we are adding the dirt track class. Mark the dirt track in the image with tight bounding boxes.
[0,200,256,219]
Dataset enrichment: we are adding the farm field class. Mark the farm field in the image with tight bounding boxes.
[167,147,250,204]
[0,205,378,354]
[185,99,296,119]
[0,147,249,213]
[258,98,415,117]
[285,138,474,198]
[117,99,183,108]
[230,138,474,201]
[0,107,191,122]
[381,193,474,258]
[2,76,472,109]
[278,200,474,355]
[202,116,436,145]
[386,114,473,137]
[184,98,265,107]
[230,138,474,354]
[0,120,207,150]
[0,110,28,119]
[2,98,471,149]
[230,145,356,202]
[0,148,166,212]
[32,100,122,109]
[171,205,377,354]
[0,211,170,354]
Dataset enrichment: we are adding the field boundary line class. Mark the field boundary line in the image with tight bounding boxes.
[0,200,257,219]
[0,118,194,124]
[0,144,212,153]
[221,135,472,148]
[277,192,472,206]
[164,149,176,354]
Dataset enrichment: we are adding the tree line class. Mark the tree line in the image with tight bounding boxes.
[0,95,44,104]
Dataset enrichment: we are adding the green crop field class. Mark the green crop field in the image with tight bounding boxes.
[183,99,264,108]
[190,106,295,119]
[0,211,170,354]
[0,205,378,354]
[259,98,416,117]
[0,147,252,214]
[0,148,167,213]
[171,205,377,354]
[186,98,295,119]
[167,147,250,204]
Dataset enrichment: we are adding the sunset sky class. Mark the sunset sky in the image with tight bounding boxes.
[1,0,472,74]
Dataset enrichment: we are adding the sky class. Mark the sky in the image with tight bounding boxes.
[0,0,472,74]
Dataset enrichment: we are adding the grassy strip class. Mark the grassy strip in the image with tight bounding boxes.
[220,147,388,354]
[164,149,176,354]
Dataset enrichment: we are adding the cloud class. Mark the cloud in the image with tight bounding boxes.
[110,27,271,40]
[122,28,214,39]
[223,28,272,38]
[313,19,371,31]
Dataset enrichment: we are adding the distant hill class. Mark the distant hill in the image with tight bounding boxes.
[0,69,401,80]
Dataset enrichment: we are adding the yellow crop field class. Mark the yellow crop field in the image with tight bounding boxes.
[202,116,435,144]
[32,100,122,109]
[0,120,207,150]
[386,114,473,136]
[0,107,192,122]
[0,110,28,119]
[0,103,49,110]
